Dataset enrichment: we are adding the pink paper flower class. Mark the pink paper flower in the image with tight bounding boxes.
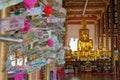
[14,72,24,80]
[24,0,37,10]
[46,39,54,47]
[44,4,52,17]
[21,22,31,32]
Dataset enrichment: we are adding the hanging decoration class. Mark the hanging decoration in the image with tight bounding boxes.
[27,6,44,16]
[46,39,54,47]
[0,16,24,31]
[14,72,24,80]
[1,0,67,75]
[4,58,13,71]
[23,0,37,10]
[20,22,31,32]
[44,4,52,17]
[0,36,23,43]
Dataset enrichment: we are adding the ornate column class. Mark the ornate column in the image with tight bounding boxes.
[45,64,50,80]
[97,20,100,49]
[99,13,104,50]
[105,7,109,52]
[117,0,120,67]
[36,71,39,80]
[94,21,98,50]
[110,0,115,71]
[94,22,97,50]
[0,7,9,80]
[66,9,69,45]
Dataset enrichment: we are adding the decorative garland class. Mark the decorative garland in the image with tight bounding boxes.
[1,0,66,74]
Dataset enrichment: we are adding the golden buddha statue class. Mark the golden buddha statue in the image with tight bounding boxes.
[77,20,93,51]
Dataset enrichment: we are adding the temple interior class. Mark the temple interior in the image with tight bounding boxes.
[64,0,119,74]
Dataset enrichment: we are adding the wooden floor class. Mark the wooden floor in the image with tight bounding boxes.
[64,74,120,80]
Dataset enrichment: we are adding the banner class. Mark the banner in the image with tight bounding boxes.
[47,17,59,23]
[27,7,43,15]
[0,16,24,31]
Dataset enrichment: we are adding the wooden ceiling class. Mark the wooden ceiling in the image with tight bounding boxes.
[63,0,109,25]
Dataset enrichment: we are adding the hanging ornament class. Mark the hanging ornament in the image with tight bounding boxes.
[20,22,31,32]
[46,39,54,47]
[36,29,44,38]
[24,0,37,10]
[14,72,24,80]
[44,4,52,17]
[47,58,54,64]
[23,39,29,44]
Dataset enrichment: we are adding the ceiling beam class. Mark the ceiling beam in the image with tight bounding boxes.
[67,10,102,15]
[67,21,95,25]
[65,2,107,8]
[67,16,98,21]
[64,0,106,3]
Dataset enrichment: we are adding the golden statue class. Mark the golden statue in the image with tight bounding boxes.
[77,20,93,51]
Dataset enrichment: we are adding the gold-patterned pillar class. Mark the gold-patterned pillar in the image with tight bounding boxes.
[36,71,39,80]
[28,71,33,80]
[105,7,109,51]
[117,0,120,69]
[97,20,100,49]
[0,7,9,80]
[45,64,50,80]
[94,21,98,50]
[100,13,104,50]
[110,0,115,72]
[66,9,68,45]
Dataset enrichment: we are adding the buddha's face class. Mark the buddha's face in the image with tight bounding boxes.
[82,32,88,40]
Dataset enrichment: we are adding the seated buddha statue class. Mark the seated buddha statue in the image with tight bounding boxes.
[78,39,93,51]
[77,20,93,51]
